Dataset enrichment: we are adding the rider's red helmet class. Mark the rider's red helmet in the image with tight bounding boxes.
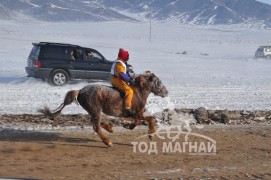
[118,48,129,61]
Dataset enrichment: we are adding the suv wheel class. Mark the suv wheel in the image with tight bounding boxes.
[50,69,69,86]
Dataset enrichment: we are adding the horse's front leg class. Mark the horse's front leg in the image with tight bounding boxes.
[141,116,156,140]
[122,112,144,130]
[123,119,142,130]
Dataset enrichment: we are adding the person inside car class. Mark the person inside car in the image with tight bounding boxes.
[111,48,135,116]
[86,51,93,57]
[86,51,94,61]
[71,49,78,60]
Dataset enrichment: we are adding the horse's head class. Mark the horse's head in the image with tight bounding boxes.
[135,71,168,98]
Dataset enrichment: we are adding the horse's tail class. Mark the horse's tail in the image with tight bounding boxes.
[38,90,79,119]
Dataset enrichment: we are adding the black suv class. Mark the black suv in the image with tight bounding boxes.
[25,42,134,86]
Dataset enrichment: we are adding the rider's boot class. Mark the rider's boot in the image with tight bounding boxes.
[124,109,136,117]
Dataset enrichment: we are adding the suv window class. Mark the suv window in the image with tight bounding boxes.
[85,50,103,62]
[28,45,40,58]
[257,47,263,51]
[70,48,84,61]
[40,46,70,60]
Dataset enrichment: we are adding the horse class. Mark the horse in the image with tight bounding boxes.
[39,71,168,147]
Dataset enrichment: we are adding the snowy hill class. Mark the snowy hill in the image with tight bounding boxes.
[0,0,138,22]
[1,0,271,27]
[109,0,271,26]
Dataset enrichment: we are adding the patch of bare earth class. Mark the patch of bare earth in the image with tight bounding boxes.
[0,121,271,180]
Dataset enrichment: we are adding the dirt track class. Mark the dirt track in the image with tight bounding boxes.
[0,117,271,180]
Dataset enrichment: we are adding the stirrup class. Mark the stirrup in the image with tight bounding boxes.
[124,109,135,116]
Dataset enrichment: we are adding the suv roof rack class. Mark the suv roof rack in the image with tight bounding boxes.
[33,42,81,48]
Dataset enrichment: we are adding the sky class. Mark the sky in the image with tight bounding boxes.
[257,0,271,5]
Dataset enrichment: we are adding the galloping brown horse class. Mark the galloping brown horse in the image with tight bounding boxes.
[39,71,168,146]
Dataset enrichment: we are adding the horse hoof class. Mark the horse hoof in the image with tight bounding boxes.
[122,123,130,129]
[107,142,113,147]
[108,124,114,133]
[149,133,154,140]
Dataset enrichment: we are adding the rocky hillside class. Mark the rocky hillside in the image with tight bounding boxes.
[1,0,271,27]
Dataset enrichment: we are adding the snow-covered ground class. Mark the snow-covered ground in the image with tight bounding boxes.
[1,18,271,114]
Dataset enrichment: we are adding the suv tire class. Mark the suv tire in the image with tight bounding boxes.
[50,69,69,86]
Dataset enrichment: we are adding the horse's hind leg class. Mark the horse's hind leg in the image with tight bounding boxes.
[100,122,113,133]
[93,123,112,147]
[91,115,112,147]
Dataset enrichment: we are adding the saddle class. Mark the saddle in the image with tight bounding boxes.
[108,86,125,98]
[107,85,135,117]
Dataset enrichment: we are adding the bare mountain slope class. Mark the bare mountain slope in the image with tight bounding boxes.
[1,0,271,27]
